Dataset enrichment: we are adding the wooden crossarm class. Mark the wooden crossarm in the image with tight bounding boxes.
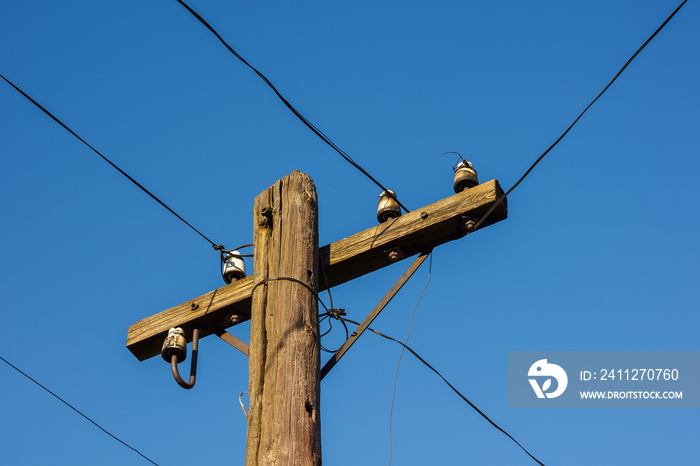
[126,179,507,361]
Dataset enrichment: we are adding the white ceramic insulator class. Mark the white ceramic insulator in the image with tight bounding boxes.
[223,250,247,284]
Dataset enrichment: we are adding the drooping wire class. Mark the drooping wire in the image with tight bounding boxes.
[0,73,219,250]
[259,271,543,463]
[251,276,349,352]
[319,316,335,339]
[0,355,160,466]
[335,318,545,466]
[319,248,334,311]
[442,151,468,171]
[388,251,432,466]
[173,0,409,213]
[319,312,350,353]
[317,248,348,352]
[472,0,688,232]
[244,270,350,362]
[251,277,329,313]
[239,391,249,420]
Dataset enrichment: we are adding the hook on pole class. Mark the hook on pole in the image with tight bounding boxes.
[161,327,200,389]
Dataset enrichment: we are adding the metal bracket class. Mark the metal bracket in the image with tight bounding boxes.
[170,328,199,390]
[215,330,249,356]
[320,249,432,380]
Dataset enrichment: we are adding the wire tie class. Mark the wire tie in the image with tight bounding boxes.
[329,308,346,319]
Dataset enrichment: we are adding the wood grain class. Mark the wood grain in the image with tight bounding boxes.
[126,179,507,361]
[245,171,321,466]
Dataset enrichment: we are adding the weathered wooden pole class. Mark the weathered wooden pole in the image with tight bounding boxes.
[246,171,321,466]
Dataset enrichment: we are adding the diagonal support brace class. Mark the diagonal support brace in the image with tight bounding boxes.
[320,249,432,380]
[216,330,249,356]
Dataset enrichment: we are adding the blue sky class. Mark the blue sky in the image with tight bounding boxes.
[1,1,698,465]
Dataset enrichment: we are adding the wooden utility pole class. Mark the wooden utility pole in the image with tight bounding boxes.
[246,171,321,465]
[126,179,506,362]
[125,175,507,463]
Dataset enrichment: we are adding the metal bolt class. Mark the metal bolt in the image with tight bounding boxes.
[190,302,199,311]
[228,313,241,325]
[384,247,405,263]
[420,212,428,219]
[463,218,477,234]
[457,216,478,237]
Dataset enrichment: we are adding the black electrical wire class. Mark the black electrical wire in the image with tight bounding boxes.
[173,0,409,213]
[251,276,329,313]
[320,315,334,338]
[472,0,688,232]
[0,73,219,249]
[319,249,335,311]
[336,318,545,466]
[250,276,349,351]
[0,355,160,466]
[255,272,542,462]
[319,313,350,353]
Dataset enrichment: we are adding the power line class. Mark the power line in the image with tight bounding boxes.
[0,355,160,466]
[0,73,219,249]
[337,317,545,465]
[472,0,688,232]
[173,0,410,213]
[252,276,329,313]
